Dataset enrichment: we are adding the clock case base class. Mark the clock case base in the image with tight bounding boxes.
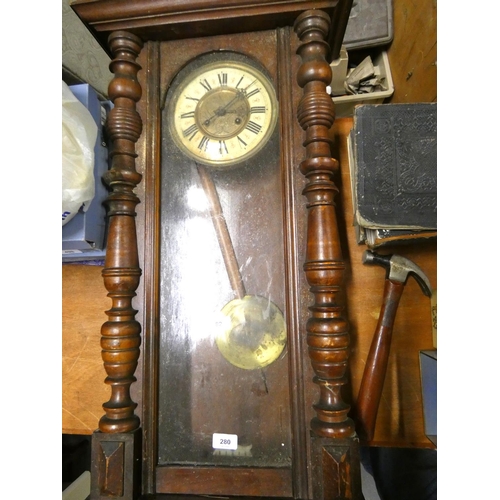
[90,430,142,500]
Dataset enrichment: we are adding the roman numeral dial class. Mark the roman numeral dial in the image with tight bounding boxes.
[169,57,278,167]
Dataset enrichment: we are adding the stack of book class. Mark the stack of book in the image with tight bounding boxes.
[347,102,437,248]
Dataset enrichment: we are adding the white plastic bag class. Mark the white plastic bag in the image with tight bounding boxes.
[62,81,98,226]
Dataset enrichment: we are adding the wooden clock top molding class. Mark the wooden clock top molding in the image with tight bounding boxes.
[71,0,349,57]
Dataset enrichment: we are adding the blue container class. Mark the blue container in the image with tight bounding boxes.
[62,84,111,262]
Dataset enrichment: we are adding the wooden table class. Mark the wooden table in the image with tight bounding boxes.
[62,264,108,435]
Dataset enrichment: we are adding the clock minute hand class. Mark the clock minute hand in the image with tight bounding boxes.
[203,78,258,127]
[196,163,246,300]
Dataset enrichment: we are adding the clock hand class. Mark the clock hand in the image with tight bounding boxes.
[202,79,257,127]
[217,79,257,117]
[203,92,245,128]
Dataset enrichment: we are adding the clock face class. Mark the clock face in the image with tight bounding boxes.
[169,59,278,166]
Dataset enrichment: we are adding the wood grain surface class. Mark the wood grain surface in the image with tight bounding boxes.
[387,0,437,103]
[62,264,108,435]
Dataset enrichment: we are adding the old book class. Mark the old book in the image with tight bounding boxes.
[356,226,437,249]
[347,103,437,247]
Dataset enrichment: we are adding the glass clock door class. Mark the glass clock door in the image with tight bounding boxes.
[157,50,291,469]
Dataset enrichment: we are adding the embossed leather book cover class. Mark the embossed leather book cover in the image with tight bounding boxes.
[350,103,437,230]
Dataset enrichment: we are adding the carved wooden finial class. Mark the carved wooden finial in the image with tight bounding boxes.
[294,10,355,440]
[99,30,144,434]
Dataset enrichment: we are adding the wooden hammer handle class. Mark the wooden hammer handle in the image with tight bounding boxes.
[356,279,405,442]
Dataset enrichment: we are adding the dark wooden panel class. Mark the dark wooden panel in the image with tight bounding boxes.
[91,429,142,499]
[155,466,293,497]
[71,0,339,52]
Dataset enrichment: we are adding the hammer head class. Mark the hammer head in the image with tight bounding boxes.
[362,250,433,297]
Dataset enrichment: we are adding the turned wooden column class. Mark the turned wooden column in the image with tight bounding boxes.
[100,30,143,434]
[295,7,354,445]
[294,10,361,499]
[91,30,144,500]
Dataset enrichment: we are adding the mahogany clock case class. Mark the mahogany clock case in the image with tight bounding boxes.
[136,28,316,496]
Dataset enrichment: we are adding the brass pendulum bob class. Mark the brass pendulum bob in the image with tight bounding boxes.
[196,163,287,371]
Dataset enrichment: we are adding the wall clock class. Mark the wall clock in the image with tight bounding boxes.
[70,1,359,499]
[158,48,291,474]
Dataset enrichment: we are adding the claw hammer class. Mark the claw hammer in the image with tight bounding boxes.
[356,250,433,442]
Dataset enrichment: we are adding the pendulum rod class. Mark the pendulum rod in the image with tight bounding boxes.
[196,163,246,300]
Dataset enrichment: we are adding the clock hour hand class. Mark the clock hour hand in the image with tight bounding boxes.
[202,92,246,129]
[202,79,257,128]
